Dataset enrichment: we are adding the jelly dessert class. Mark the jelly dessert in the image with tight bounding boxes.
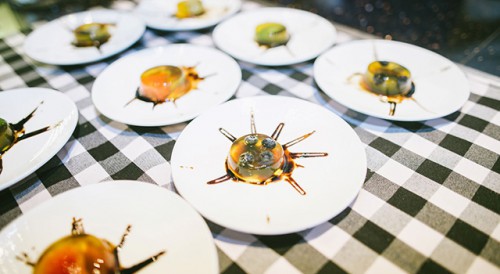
[129,65,205,106]
[176,0,205,19]
[0,118,15,153]
[18,218,165,274]
[0,103,59,175]
[350,60,415,116]
[73,23,112,50]
[208,112,328,195]
[255,22,290,48]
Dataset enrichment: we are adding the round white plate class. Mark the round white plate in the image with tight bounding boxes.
[135,0,241,31]
[213,7,336,66]
[171,96,367,235]
[0,181,219,274]
[314,39,470,121]
[24,9,145,65]
[91,44,241,126]
[0,88,78,191]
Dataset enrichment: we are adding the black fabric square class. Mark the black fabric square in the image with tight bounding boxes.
[0,190,22,228]
[74,74,96,86]
[37,161,75,189]
[370,138,401,157]
[242,69,252,81]
[472,186,500,214]
[73,121,96,138]
[477,97,500,111]
[111,162,144,180]
[221,263,246,274]
[14,65,32,75]
[262,83,283,95]
[439,135,472,156]
[88,142,120,162]
[258,233,302,255]
[26,78,50,88]
[391,121,426,132]
[317,261,348,274]
[290,71,309,81]
[416,160,452,184]
[155,141,176,161]
[493,156,500,174]
[417,259,452,274]
[447,219,489,254]
[353,221,395,254]
[459,115,488,132]
[329,207,352,225]
[388,187,427,216]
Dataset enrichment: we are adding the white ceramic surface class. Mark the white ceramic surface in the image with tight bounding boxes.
[135,0,241,31]
[213,7,337,66]
[314,39,470,121]
[24,9,145,65]
[91,44,241,126]
[171,96,367,235]
[0,181,219,274]
[0,88,78,191]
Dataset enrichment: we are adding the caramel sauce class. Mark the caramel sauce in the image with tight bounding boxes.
[18,218,165,274]
[0,102,59,175]
[207,113,328,195]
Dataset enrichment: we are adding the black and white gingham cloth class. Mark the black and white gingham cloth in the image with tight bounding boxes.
[0,2,499,273]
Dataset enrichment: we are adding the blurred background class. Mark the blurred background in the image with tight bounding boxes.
[0,0,499,75]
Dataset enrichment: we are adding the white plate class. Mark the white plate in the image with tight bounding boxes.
[171,96,367,235]
[24,9,145,65]
[314,39,470,121]
[213,7,337,66]
[0,181,219,274]
[135,0,241,31]
[0,88,78,191]
[91,44,241,126]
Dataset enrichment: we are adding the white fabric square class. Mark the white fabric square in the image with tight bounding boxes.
[377,159,414,186]
[359,117,392,137]
[264,257,302,274]
[46,73,75,90]
[303,223,351,259]
[18,186,52,213]
[365,256,406,274]
[475,133,500,154]
[215,229,258,261]
[74,163,110,186]
[121,137,152,161]
[79,104,100,121]
[454,158,490,184]
[491,111,500,127]
[351,189,385,219]
[466,257,500,274]
[404,134,438,158]
[65,85,90,103]
[143,162,172,187]
[429,186,470,217]
[491,223,500,242]
[397,219,444,256]
[0,75,26,90]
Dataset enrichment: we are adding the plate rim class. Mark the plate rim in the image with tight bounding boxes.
[0,180,219,274]
[135,0,242,31]
[91,43,242,127]
[171,95,367,235]
[0,87,78,191]
[23,9,146,66]
[212,7,337,66]
[313,38,471,121]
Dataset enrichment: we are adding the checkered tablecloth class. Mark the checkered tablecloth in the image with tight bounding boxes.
[1,1,499,273]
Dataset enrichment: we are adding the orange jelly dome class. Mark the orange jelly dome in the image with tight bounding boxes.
[228,134,284,184]
[139,65,190,103]
[34,234,117,274]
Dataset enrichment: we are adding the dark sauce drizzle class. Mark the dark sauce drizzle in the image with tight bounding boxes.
[0,102,59,175]
[207,114,328,195]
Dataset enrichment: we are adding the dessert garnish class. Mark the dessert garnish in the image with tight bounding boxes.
[17,217,165,274]
[207,112,328,195]
[0,102,60,175]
